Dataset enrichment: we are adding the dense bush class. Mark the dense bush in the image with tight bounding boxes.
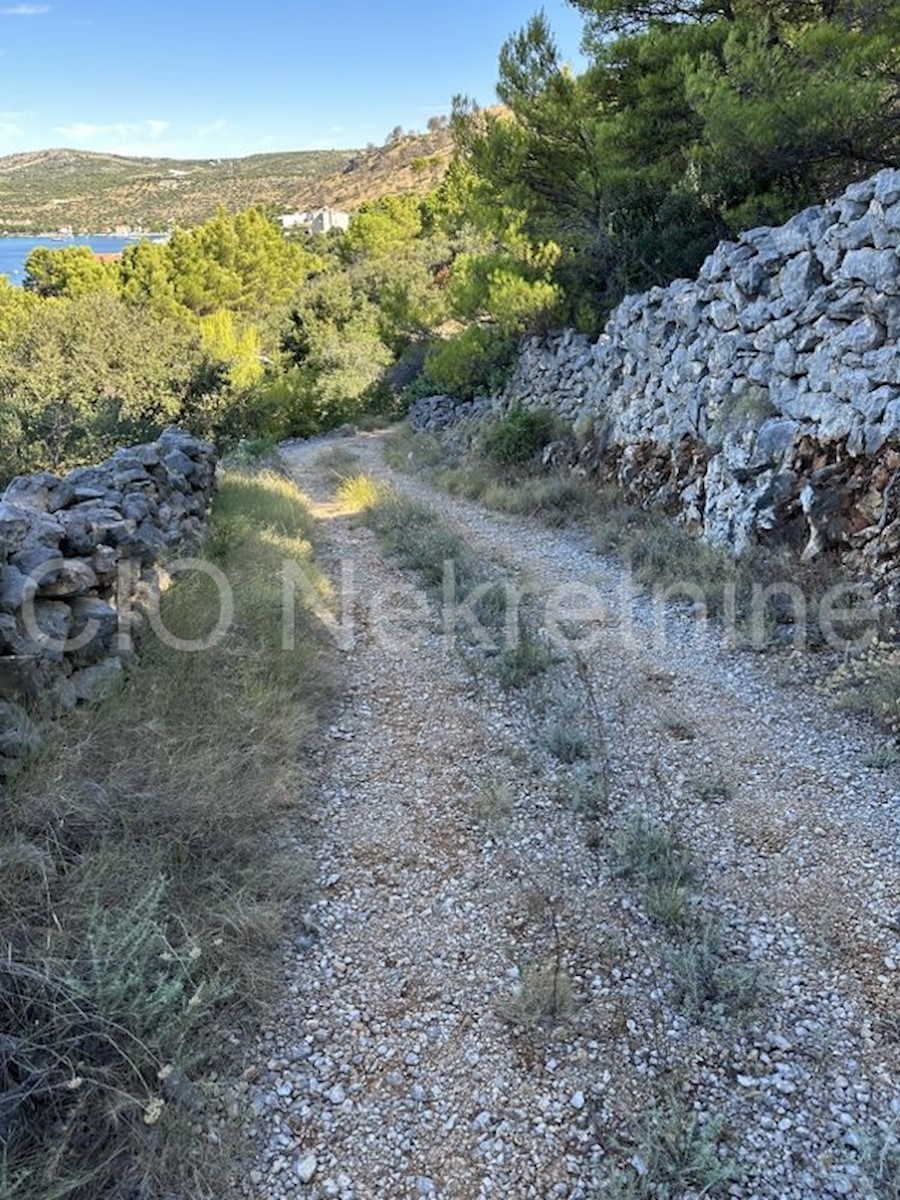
[0,293,224,480]
[481,405,558,465]
[0,198,457,476]
[417,326,517,401]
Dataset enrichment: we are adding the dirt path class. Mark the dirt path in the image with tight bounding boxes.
[241,432,900,1200]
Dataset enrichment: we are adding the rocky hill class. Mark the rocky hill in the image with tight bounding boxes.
[0,127,453,232]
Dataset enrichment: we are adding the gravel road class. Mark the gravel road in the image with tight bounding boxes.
[240,431,900,1200]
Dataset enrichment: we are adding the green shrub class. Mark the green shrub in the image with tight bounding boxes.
[592,1097,738,1198]
[419,326,517,400]
[670,922,761,1020]
[482,406,558,466]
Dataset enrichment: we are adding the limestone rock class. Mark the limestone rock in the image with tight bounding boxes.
[0,428,216,778]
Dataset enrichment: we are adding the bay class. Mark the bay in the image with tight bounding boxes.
[0,235,157,286]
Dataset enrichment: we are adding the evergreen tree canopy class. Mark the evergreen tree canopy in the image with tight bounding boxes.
[451,0,900,325]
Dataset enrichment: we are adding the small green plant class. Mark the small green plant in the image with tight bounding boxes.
[645,880,692,927]
[859,1121,900,1199]
[670,922,760,1020]
[689,774,733,802]
[472,582,511,636]
[74,879,213,1043]
[439,463,586,526]
[546,721,591,764]
[565,771,610,820]
[593,488,655,555]
[593,1097,739,1198]
[613,818,695,889]
[482,406,558,466]
[480,475,584,524]
[613,818,697,927]
[863,743,900,770]
[494,621,556,689]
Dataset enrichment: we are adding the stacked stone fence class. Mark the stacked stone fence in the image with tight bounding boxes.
[0,428,216,778]
[411,168,900,601]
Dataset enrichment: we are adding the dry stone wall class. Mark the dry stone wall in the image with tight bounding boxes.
[412,169,900,597]
[0,429,216,777]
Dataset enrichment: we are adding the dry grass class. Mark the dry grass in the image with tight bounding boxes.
[391,425,865,653]
[361,484,485,600]
[471,781,514,827]
[496,958,574,1027]
[0,469,335,1200]
[335,472,390,514]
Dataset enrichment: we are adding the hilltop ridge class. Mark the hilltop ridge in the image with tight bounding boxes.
[0,126,453,231]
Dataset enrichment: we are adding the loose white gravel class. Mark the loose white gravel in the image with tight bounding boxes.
[237,431,900,1200]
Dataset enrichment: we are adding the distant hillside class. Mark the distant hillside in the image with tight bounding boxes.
[0,128,454,232]
[291,127,453,214]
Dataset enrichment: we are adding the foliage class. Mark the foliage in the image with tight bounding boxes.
[343,193,423,259]
[335,472,390,513]
[591,1095,738,1198]
[417,326,517,402]
[0,190,459,474]
[454,1,900,324]
[24,245,118,298]
[0,292,219,479]
[199,308,265,391]
[0,470,333,1199]
[123,207,319,319]
[0,276,37,341]
[494,620,557,689]
[670,921,761,1019]
[612,817,697,912]
[481,406,558,465]
[683,13,900,227]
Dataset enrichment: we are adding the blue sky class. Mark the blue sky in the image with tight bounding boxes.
[0,0,586,159]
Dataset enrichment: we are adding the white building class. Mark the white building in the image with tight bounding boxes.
[278,207,351,235]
